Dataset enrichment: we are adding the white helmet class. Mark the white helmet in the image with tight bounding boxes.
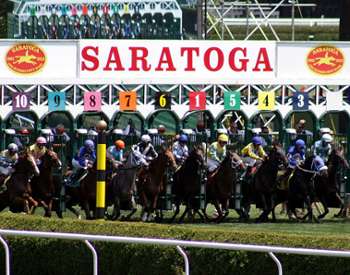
[141,134,152,143]
[8,143,18,152]
[321,133,333,143]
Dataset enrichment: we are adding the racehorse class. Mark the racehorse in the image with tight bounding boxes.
[204,151,245,222]
[31,150,62,217]
[0,151,40,214]
[137,147,177,222]
[106,151,140,220]
[65,159,114,219]
[240,143,288,222]
[170,146,205,223]
[287,156,328,222]
[316,147,349,219]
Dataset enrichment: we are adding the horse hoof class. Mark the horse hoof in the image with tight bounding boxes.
[147,214,156,222]
[141,213,148,222]
[78,215,82,220]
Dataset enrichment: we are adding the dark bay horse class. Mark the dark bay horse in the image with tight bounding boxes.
[204,151,245,222]
[241,144,288,222]
[0,151,40,214]
[65,159,114,219]
[170,146,205,223]
[287,156,328,222]
[315,147,349,219]
[31,150,62,217]
[107,151,140,220]
[138,147,177,222]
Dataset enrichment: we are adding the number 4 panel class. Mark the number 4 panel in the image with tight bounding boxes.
[258,91,275,111]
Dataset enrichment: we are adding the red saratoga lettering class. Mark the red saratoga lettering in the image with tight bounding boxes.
[81,46,99,71]
[203,47,224,71]
[253,48,273,72]
[155,47,176,71]
[129,47,151,71]
[228,47,248,72]
[103,47,125,71]
[181,47,199,71]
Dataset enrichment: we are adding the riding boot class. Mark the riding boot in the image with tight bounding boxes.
[67,168,86,186]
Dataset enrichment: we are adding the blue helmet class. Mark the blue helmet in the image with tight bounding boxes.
[84,139,95,149]
[295,139,305,148]
[252,136,262,145]
[179,134,188,143]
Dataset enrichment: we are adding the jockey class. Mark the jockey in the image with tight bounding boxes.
[132,134,158,167]
[69,139,96,184]
[207,134,228,172]
[47,124,71,148]
[29,137,48,165]
[172,134,189,165]
[13,127,30,151]
[0,143,19,163]
[107,139,125,168]
[241,136,267,177]
[312,133,333,162]
[311,155,328,172]
[281,139,306,183]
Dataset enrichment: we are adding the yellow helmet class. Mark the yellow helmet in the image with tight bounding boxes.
[218,134,229,142]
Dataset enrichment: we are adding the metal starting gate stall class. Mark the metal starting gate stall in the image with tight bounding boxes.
[1,39,350,210]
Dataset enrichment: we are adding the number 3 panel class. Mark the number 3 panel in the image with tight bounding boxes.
[258,91,275,111]
[293,91,309,111]
[48,92,66,111]
[84,91,101,112]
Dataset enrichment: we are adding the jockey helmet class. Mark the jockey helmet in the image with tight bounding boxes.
[36,136,47,145]
[84,139,95,149]
[115,139,125,149]
[321,134,333,143]
[56,124,65,134]
[179,134,188,143]
[158,125,166,134]
[295,139,305,148]
[218,134,229,143]
[8,143,18,152]
[252,136,262,145]
[141,134,151,143]
[18,127,29,135]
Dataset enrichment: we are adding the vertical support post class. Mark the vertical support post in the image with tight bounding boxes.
[96,120,107,219]
[220,0,224,40]
[291,0,295,41]
[197,0,203,39]
[204,0,207,39]
[245,1,250,38]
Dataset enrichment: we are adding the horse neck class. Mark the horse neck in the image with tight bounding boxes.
[149,155,166,175]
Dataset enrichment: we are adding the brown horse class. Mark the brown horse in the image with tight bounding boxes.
[31,150,62,217]
[204,151,245,222]
[0,151,40,214]
[316,147,350,219]
[241,144,288,222]
[170,146,205,223]
[107,150,140,220]
[65,159,114,219]
[137,147,177,222]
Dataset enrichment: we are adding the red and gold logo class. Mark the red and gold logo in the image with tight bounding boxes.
[6,43,46,74]
[307,45,344,75]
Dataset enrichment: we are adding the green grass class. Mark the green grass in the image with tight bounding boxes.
[2,203,350,242]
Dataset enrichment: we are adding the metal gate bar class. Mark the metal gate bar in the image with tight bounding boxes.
[1,229,350,275]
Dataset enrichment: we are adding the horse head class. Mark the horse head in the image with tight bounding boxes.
[17,151,40,177]
[162,146,177,170]
[328,147,350,170]
[269,143,288,168]
[41,150,62,170]
[227,151,245,170]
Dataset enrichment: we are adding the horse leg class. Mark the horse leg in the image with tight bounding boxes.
[67,205,81,219]
[213,200,223,223]
[109,197,121,221]
[256,194,268,223]
[147,194,159,222]
[178,204,189,223]
[140,192,149,222]
[169,200,180,223]
[334,193,345,218]
[317,197,329,220]
[201,204,210,222]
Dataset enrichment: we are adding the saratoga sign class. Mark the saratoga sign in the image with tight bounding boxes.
[79,40,276,83]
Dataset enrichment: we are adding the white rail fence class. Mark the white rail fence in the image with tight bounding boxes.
[1,229,350,275]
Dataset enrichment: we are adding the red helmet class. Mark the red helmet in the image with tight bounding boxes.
[115,140,125,149]
[19,128,29,135]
